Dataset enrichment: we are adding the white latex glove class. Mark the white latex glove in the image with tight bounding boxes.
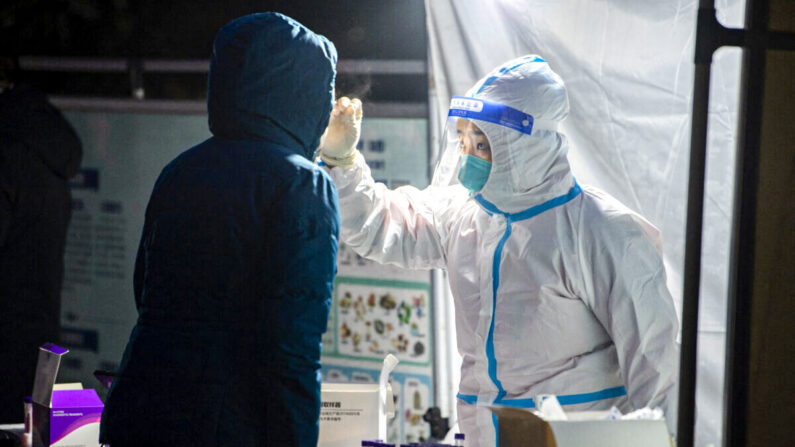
[318,96,363,167]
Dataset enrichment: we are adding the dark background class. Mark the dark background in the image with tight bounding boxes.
[1,0,428,101]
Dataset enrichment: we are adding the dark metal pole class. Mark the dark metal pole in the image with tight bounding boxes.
[723,1,769,445]
[676,4,715,446]
[676,65,710,447]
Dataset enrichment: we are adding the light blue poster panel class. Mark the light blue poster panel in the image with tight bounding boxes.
[59,111,210,389]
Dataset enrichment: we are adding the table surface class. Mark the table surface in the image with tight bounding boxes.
[0,423,29,447]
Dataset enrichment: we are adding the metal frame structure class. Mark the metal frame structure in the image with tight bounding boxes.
[19,56,428,118]
[679,1,795,446]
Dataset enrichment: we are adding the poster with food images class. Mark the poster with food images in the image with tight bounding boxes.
[327,277,431,366]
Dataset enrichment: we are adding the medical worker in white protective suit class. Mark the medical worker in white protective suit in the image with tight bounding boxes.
[319,56,679,445]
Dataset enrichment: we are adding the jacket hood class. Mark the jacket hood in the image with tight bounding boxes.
[207,13,337,159]
[0,83,82,179]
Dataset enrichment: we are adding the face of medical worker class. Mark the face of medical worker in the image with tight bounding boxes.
[457,119,492,162]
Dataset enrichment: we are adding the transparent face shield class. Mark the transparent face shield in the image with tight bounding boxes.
[432,96,539,188]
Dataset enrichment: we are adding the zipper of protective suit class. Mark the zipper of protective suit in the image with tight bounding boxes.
[480,184,581,447]
[477,182,584,400]
[487,214,512,447]
[486,215,512,402]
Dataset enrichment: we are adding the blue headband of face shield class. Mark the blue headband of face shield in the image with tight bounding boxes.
[448,96,560,134]
[448,96,536,135]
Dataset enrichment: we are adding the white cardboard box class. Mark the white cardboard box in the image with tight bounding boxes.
[318,355,398,447]
[489,407,673,447]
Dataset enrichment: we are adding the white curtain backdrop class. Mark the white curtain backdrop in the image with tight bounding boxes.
[425,1,745,445]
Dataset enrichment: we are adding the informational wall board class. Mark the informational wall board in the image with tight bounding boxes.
[353,119,429,188]
[60,112,211,389]
[60,110,434,445]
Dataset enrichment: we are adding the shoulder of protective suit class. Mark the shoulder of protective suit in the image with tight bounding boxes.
[575,185,662,252]
[393,183,471,222]
[425,184,472,214]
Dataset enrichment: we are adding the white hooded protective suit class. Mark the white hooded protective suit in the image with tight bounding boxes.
[324,56,679,445]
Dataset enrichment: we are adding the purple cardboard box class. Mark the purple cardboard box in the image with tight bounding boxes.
[31,343,103,447]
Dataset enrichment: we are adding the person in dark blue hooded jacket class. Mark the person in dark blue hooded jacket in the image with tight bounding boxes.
[0,62,83,424]
[100,13,339,446]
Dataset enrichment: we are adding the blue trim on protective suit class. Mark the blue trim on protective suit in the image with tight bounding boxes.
[473,194,502,215]
[474,181,582,223]
[456,386,627,409]
[487,222,512,400]
[456,392,478,405]
[473,181,583,416]
[555,386,627,405]
[473,56,545,95]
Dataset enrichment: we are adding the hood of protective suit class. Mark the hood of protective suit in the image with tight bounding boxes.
[207,13,337,159]
[0,83,82,179]
[463,56,574,213]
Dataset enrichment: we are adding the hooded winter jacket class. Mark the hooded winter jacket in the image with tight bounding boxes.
[100,13,339,446]
[0,83,82,423]
[326,56,679,445]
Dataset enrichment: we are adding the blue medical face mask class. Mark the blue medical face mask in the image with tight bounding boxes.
[457,154,492,193]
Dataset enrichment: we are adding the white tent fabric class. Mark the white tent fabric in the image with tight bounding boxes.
[425,1,744,446]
